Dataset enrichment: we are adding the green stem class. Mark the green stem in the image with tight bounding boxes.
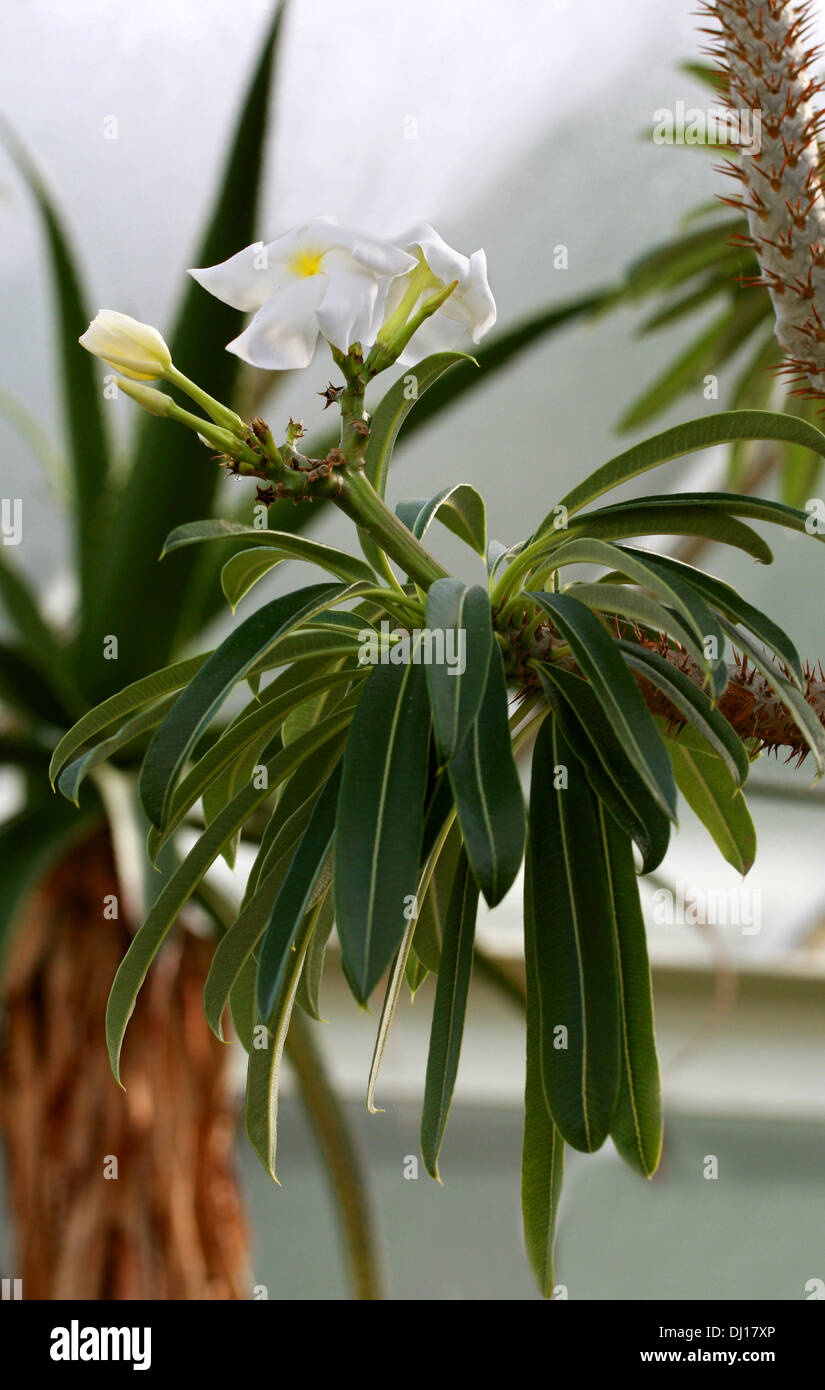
[334,468,450,591]
[285,1012,386,1301]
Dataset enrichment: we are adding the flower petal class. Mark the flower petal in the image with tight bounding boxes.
[461,250,497,341]
[399,223,471,286]
[316,254,383,351]
[189,243,290,312]
[225,277,325,370]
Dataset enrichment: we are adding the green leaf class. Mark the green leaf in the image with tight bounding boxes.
[567,582,713,680]
[597,490,825,545]
[414,818,464,972]
[537,666,671,874]
[405,945,430,998]
[357,352,474,576]
[0,642,68,726]
[229,954,257,1053]
[718,617,825,775]
[619,292,769,431]
[295,891,336,1021]
[667,723,757,873]
[447,644,525,907]
[0,551,81,714]
[612,546,803,688]
[57,693,178,805]
[335,652,432,1003]
[529,592,678,821]
[364,352,477,501]
[424,579,493,763]
[106,744,297,1081]
[84,5,286,687]
[161,519,376,590]
[543,410,825,529]
[624,220,750,298]
[521,842,565,1300]
[617,640,750,786]
[256,766,341,1022]
[420,849,479,1179]
[561,503,773,564]
[204,800,319,1043]
[596,807,663,1178]
[49,653,210,788]
[549,536,726,698]
[0,119,111,607]
[396,483,487,557]
[245,930,307,1183]
[527,718,621,1152]
[145,668,361,859]
[139,582,355,828]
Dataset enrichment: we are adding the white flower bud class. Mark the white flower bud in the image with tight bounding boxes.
[79,310,172,380]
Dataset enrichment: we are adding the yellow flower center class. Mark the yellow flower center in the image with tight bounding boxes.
[289,247,325,278]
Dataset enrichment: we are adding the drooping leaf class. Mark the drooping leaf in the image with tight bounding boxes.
[521,821,565,1299]
[618,640,750,786]
[529,591,678,821]
[295,891,336,1020]
[161,519,376,592]
[547,536,726,698]
[256,766,341,1022]
[611,546,803,688]
[527,717,621,1152]
[667,723,757,873]
[447,643,525,906]
[139,582,357,827]
[420,850,479,1179]
[106,744,300,1081]
[424,579,493,763]
[145,669,361,858]
[537,666,670,874]
[335,651,432,1002]
[49,653,209,789]
[596,806,663,1178]
[57,693,179,805]
[414,817,464,973]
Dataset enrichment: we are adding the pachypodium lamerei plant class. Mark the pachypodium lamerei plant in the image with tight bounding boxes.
[60,214,825,1297]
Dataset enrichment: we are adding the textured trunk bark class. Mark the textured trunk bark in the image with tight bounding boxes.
[0,832,250,1300]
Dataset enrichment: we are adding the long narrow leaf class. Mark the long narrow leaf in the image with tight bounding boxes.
[420,850,479,1179]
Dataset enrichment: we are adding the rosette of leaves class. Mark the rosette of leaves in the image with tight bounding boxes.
[53,344,825,1295]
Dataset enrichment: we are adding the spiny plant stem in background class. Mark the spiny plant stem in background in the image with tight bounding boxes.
[705,0,825,397]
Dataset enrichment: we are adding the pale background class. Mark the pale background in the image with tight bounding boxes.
[2,0,825,1299]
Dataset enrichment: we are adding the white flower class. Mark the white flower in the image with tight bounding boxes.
[188,217,418,370]
[79,310,172,380]
[384,224,496,365]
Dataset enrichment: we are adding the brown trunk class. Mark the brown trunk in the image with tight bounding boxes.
[0,831,250,1300]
